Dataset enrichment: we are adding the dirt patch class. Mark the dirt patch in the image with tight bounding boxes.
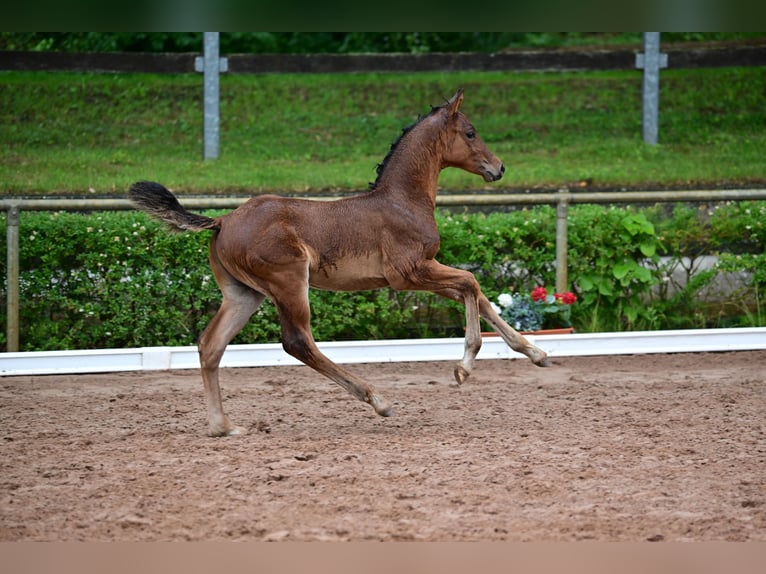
[1,350,764,541]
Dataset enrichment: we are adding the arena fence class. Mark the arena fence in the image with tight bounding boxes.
[3,187,766,353]
[2,327,766,376]
[2,43,764,75]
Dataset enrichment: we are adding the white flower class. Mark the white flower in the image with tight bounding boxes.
[490,302,502,315]
[497,293,513,308]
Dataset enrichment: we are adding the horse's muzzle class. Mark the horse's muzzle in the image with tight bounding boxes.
[483,162,505,182]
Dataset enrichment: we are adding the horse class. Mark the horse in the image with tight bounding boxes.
[129,88,550,437]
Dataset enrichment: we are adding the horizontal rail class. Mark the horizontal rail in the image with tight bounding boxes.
[2,44,765,74]
[0,42,766,74]
[438,188,766,205]
[2,328,766,376]
[2,188,766,212]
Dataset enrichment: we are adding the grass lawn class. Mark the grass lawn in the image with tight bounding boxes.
[1,67,764,196]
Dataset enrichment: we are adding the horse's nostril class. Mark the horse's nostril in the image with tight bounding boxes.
[500,163,506,175]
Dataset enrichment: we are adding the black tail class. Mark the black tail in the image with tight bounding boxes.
[128,181,219,232]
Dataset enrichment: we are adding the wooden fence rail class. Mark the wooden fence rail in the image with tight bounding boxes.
[1,43,764,75]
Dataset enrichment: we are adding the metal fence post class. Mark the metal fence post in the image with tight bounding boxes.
[6,205,20,352]
[194,32,228,160]
[555,188,569,293]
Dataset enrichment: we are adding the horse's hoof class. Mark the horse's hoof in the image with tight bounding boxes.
[370,394,394,417]
[208,425,247,437]
[534,357,552,368]
[453,364,470,385]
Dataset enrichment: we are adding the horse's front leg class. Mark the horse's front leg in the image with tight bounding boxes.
[392,260,484,385]
[478,293,551,367]
[431,282,551,381]
[454,290,482,384]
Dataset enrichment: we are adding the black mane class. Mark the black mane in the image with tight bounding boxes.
[368,102,445,190]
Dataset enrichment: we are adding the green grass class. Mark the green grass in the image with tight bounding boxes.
[1,68,765,196]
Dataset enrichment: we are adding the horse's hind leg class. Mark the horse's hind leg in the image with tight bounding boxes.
[271,280,394,417]
[198,280,265,437]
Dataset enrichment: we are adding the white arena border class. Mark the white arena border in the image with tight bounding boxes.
[1,327,765,377]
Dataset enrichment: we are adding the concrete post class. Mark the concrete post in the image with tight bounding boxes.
[194,32,228,160]
[636,32,668,145]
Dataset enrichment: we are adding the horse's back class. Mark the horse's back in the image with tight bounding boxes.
[215,194,396,290]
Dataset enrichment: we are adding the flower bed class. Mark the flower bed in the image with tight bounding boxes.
[491,287,577,332]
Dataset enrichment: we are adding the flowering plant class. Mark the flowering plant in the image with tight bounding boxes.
[492,286,577,332]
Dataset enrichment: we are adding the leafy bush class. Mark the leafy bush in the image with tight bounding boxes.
[436,208,557,295]
[1,201,764,351]
[568,207,663,331]
[709,202,766,326]
[9,210,220,350]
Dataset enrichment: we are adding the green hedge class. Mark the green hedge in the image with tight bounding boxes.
[1,201,764,351]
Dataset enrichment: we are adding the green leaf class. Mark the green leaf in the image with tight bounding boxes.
[624,306,639,322]
[634,266,653,283]
[578,275,594,291]
[639,240,657,257]
[598,280,614,296]
[613,261,633,279]
[622,213,655,236]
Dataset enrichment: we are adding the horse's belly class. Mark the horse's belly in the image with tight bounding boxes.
[309,255,388,291]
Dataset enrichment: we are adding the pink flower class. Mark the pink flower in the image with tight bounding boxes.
[530,286,548,302]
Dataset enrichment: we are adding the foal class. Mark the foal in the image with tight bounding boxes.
[129,88,550,436]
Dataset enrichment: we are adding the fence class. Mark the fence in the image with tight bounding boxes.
[2,44,764,74]
[3,188,766,352]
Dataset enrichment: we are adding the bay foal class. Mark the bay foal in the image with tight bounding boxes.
[129,89,549,436]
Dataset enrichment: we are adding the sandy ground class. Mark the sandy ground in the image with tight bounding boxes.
[1,350,764,541]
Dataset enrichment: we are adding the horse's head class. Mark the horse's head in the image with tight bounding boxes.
[440,89,505,182]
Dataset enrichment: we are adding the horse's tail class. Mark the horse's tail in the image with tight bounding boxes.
[128,181,220,232]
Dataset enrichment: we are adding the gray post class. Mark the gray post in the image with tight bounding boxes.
[194,32,228,160]
[6,205,20,352]
[635,32,668,145]
[555,188,569,293]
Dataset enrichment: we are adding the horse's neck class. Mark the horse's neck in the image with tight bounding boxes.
[373,126,444,210]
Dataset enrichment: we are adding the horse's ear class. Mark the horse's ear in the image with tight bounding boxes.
[446,88,464,115]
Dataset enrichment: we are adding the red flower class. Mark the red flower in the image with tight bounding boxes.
[530,286,548,302]
[555,292,577,305]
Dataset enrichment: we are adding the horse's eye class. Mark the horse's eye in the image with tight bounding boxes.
[466,130,475,140]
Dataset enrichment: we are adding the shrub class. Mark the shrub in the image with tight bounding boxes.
[10,210,221,350]
[567,206,664,331]
[709,201,766,326]
[1,201,763,351]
